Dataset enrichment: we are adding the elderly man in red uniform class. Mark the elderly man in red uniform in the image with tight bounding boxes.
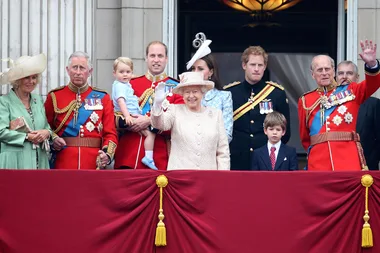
[114,41,183,170]
[298,40,380,171]
[45,51,118,170]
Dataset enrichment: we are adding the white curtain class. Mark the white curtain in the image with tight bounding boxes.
[268,53,317,153]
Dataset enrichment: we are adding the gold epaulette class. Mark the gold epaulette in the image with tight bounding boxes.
[301,88,317,98]
[223,81,241,90]
[266,81,284,90]
[48,85,65,93]
[92,87,107,93]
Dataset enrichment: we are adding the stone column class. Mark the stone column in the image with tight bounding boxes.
[121,0,164,76]
[357,0,380,98]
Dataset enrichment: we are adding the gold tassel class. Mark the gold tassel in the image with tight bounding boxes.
[361,174,374,248]
[155,175,168,247]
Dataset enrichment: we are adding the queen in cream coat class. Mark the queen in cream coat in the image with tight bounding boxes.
[151,72,230,170]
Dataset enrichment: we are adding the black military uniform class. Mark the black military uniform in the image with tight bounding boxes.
[356,97,380,170]
[224,79,291,171]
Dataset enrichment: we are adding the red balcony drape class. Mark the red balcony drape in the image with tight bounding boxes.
[0,170,379,253]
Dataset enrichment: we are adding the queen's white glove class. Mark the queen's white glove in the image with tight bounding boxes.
[152,81,167,111]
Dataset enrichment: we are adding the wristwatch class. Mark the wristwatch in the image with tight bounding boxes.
[25,134,29,140]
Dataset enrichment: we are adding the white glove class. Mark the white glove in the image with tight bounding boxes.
[153,81,167,111]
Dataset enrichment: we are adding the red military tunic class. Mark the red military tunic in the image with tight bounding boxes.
[45,83,118,170]
[114,72,183,170]
[298,63,380,171]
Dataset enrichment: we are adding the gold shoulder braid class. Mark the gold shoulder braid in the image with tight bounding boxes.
[92,87,107,93]
[266,81,284,90]
[301,93,321,125]
[50,92,77,134]
[139,88,154,110]
[223,81,241,90]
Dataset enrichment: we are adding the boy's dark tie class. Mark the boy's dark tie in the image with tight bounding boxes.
[270,146,276,170]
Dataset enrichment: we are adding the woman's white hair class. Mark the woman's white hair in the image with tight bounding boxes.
[178,85,208,96]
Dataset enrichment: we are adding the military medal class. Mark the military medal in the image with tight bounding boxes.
[259,99,273,114]
[97,122,103,133]
[337,105,347,115]
[84,98,103,110]
[248,91,255,103]
[85,121,95,132]
[332,115,343,126]
[344,112,353,124]
[90,111,100,124]
[164,82,176,97]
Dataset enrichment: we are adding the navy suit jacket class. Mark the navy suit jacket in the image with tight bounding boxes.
[356,97,380,170]
[250,143,298,171]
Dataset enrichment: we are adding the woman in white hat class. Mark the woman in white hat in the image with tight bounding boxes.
[0,53,51,169]
[151,71,230,170]
[186,33,233,143]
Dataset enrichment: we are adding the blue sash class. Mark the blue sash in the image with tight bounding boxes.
[305,85,348,170]
[62,90,105,137]
[141,79,179,115]
[309,85,348,136]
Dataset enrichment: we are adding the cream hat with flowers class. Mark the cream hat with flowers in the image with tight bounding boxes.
[173,71,214,95]
[0,53,47,85]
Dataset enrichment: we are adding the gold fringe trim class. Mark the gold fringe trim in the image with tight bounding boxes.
[155,175,168,247]
[301,95,321,126]
[139,88,154,110]
[50,92,77,134]
[361,174,374,248]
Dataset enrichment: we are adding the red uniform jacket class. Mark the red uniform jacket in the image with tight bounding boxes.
[298,63,380,171]
[114,72,183,170]
[45,83,118,170]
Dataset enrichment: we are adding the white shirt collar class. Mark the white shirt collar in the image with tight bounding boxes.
[267,141,281,158]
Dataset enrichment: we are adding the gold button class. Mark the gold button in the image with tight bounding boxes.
[250,120,254,124]
[80,134,84,137]
[250,148,253,152]
[250,134,253,138]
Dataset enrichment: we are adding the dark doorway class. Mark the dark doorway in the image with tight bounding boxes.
[177,0,338,77]
[177,0,339,161]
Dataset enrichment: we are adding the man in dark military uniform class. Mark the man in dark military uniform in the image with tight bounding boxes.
[336,60,380,170]
[224,46,290,171]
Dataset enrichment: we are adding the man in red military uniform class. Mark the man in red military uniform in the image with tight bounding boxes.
[298,40,380,171]
[45,51,118,170]
[114,41,183,170]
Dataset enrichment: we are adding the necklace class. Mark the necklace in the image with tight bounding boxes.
[14,89,31,109]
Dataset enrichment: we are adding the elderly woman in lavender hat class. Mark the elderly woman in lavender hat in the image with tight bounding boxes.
[151,71,230,170]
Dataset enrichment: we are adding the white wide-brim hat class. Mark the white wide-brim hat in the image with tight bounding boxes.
[173,72,214,95]
[0,53,47,85]
[186,39,212,70]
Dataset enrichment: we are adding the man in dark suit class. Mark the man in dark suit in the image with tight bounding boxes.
[224,46,291,171]
[251,112,298,171]
[337,60,380,170]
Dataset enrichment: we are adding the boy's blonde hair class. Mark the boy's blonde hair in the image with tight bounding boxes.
[263,111,287,131]
[113,57,133,71]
